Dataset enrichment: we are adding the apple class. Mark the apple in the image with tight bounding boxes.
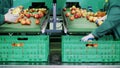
[35,19,40,25]
[29,13,34,17]
[19,14,24,18]
[38,11,44,18]
[34,14,40,19]
[74,14,78,19]
[74,12,81,18]
[87,12,91,16]
[74,14,79,19]
[15,18,19,24]
[82,13,87,18]
[40,8,47,14]
[86,44,93,47]
[94,12,98,17]
[35,9,39,12]
[25,13,31,18]
[26,19,31,25]
[96,11,106,17]
[86,15,90,20]
[93,44,98,47]
[89,16,94,22]
[16,17,22,22]
[93,17,98,22]
[38,11,42,14]
[75,9,80,13]
[15,17,22,23]
[20,11,24,15]
[89,12,94,16]
[39,13,44,18]
[100,12,106,17]
[71,10,76,15]
[80,9,83,11]
[77,12,82,18]
[29,9,34,13]
[23,9,29,13]
[71,5,76,10]
[69,15,74,21]
[83,9,87,13]
[76,8,79,10]
[98,17,102,19]
[23,11,27,14]
[65,12,70,17]
[63,8,67,11]
[25,9,29,12]
[21,19,26,25]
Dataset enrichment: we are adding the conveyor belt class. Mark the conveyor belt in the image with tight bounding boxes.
[63,11,98,33]
[66,17,97,32]
[0,12,49,33]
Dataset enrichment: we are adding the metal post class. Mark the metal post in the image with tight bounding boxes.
[53,0,57,30]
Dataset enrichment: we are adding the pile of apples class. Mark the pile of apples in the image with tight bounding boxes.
[86,11,106,22]
[64,6,83,21]
[63,5,106,22]
[15,8,47,25]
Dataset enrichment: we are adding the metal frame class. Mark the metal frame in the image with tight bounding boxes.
[0,65,120,68]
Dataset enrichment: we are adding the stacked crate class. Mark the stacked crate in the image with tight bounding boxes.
[0,35,49,62]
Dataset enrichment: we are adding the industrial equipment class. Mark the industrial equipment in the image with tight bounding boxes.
[0,0,120,68]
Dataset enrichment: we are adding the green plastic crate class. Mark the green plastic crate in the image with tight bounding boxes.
[0,35,49,62]
[62,35,120,62]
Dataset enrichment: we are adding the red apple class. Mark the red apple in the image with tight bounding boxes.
[35,19,40,25]
[39,13,44,18]
[25,13,31,18]
[38,11,44,18]
[34,14,40,19]
[74,14,78,19]
[86,15,90,20]
[63,8,67,11]
[74,12,81,18]
[74,15,78,18]
[65,12,70,17]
